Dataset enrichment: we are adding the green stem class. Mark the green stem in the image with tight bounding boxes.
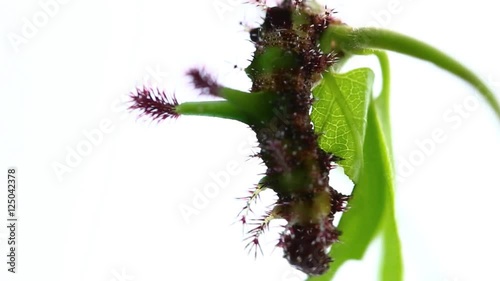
[175,101,251,124]
[374,52,391,120]
[374,51,393,157]
[321,25,500,118]
[174,87,275,125]
[219,88,275,122]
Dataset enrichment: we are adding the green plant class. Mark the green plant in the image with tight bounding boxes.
[129,1,499,280]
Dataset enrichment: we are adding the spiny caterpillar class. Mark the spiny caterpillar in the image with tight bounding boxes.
[130,0,349,275]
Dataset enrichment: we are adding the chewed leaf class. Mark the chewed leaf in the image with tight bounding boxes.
[311,68,374,181]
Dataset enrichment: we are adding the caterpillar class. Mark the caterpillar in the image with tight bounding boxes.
[130,0,349,275]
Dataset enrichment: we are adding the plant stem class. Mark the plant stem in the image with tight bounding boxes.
[322,25,500,118]
[219,88,275,122]
[176,101,251,124]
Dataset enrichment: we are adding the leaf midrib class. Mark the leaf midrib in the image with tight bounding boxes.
[323,73,364,180]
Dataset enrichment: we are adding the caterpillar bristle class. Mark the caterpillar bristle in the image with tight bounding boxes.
[185,67,222,97]
[129,87,179,121]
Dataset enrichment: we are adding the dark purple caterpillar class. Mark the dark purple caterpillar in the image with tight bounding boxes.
[243,1,348,275]
[130,0,348,275]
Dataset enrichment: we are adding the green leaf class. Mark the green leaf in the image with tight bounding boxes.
[308,68,380,281]
[370,101,402,281]
[308,100,390,281]
[372,51,403,281]
[308,63,402,281]
[311,68,374,181]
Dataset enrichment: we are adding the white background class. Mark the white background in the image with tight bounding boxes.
[1,0,499,280]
